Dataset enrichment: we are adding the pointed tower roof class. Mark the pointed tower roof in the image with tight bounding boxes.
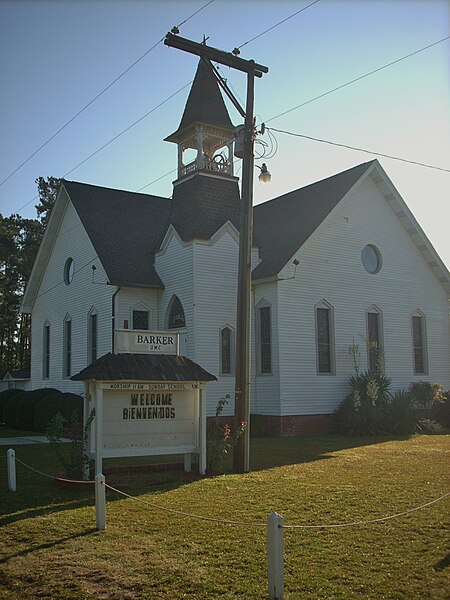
[165,58,234,142]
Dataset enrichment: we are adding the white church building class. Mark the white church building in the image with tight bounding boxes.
[21,59,450,435]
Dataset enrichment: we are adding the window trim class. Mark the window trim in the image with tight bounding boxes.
[411,310,428,375]
[315,300,335,375]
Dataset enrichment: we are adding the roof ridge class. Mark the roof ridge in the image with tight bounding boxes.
[63,179,170,202]
[255,160,376,211]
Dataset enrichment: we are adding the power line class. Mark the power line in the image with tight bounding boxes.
[267,127,450,173]
[236,0,320,51]
[63,82,191,178]
[11,82,191,214]
[0,0,215,189]
[265,36,450,123]
[8,22,449,218]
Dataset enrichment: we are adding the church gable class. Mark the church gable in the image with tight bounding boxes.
[253,160,450,296]
[64,180,171,288]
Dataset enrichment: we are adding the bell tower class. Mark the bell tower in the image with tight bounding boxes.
[165,58,236,181]
[164,57,241,242]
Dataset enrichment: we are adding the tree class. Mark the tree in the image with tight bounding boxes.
[0,177,60,375]
[35,176,61,227]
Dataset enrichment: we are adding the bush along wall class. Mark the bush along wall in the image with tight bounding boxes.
[34,392,83,433]
[335,374,448,436]
[0,389,23,424]
[3,392,28,429]
[15,388,59,430]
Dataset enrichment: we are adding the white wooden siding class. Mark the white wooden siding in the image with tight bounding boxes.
[30,199,115,393]
[155,230,194,358]
[251,283,281,415]
[274,174,450,416]
[191,228,240,417]
[115,288,159,331]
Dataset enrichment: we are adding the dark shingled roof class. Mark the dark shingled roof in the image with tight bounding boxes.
[71,353,217,382]
[167,58,234,139]
[5,367,30,380]
[252,161,375,280]
[171,174,241,241]
[63,180,171,288]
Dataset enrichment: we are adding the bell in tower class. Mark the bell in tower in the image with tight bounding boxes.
[164,58,236,180]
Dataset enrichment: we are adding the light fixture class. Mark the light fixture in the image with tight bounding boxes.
[256,163,271,183]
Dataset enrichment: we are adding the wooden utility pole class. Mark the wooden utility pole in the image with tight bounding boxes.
[164,33,268,473]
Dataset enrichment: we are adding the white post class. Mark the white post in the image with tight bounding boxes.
[95,473,106,531]
[7,448,16,492]
[95,386,103,476]
[199,387,206,475]
[267,512,284,600]
[184,453,191,472]
[82,384,90,480]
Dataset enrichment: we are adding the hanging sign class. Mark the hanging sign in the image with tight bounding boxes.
[114,330,179,355]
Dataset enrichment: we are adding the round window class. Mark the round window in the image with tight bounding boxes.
[361,244,382,274]
[64,258,75,284]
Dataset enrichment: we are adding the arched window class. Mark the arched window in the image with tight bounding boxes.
[220,326,234,375]
[366,306,383,373]
[411,310,428,375]
[87,307,98,365]
[315,300,335,375]
[43,321,50,379]
[63,314,72,378]
[256,299,272,374]
[167,296,186,329]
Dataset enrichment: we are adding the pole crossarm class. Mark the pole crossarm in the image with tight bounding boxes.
[164,33,268,77]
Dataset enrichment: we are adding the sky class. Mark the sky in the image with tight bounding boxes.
[0,0,449,269]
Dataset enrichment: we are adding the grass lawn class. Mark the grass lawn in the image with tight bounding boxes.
[0,434,449,599]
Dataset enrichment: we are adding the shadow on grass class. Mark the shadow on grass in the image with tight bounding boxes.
[0,527,97,564]
[248,434,406,472]
[1,434,413,524]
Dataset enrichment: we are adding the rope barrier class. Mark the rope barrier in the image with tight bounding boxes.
[102,482,449,531]
[9,455,449,530]
[103,482,267,527]
[282,492,450,529]
[14,457,94,485]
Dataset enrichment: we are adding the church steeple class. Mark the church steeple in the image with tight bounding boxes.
[165,58,236,181]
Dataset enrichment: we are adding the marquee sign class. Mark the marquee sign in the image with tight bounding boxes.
[114,329,179,355]
[100,387,196,451]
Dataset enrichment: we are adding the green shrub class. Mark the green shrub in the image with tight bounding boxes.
[34,392,82,433]
[335,371,392,435]
[16,388,60,430]
[0,389,23,422]
[409,381,444,408]
[3,392,27,428]
[431,390,450,428]
[206,396,246,473]
[386,391,417,435]
[15,391,37,430]
[46,409,94,478]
